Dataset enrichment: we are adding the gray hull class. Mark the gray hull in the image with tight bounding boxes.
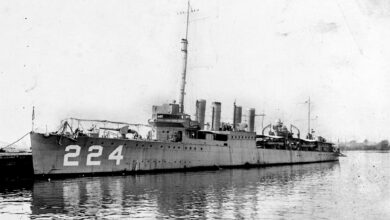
[31,133,339,175]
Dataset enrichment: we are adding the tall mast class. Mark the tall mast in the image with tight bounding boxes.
[178,1,191,113]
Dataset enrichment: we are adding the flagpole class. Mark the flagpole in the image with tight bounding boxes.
[32,106,35,132]
[308,97,310,137]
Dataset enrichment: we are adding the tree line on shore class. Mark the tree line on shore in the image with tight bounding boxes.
[339,139,389,151]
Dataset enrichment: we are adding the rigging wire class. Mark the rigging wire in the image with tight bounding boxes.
[335,0,364,55]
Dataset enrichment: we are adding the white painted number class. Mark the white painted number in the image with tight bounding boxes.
[64,145,81,166]
[86,145,103,166]
[63,144,124,166]
[108,145,124,165]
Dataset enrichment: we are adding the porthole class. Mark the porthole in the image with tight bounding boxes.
[178,146,181,149]
[162,131,165,133]
[185,147,187,150]
[189,147,192,150]
[173,146,176,149]
[161,145,163,148]
[168,146,170,148]
[150,145,152,147]
[194,147,196,150]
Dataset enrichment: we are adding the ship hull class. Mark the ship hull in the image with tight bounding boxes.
[31,133,339,175]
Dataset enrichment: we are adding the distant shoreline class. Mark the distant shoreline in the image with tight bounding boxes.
[341,149,390,151]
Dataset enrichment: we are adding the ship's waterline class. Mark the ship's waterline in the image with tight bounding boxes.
[31,132,338,175]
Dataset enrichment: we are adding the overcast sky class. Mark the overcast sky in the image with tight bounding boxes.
[1,0,390,144]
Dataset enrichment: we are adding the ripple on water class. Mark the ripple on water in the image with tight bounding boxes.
[0,151,390,219]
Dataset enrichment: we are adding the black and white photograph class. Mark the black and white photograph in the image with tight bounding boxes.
[0,0,389,219]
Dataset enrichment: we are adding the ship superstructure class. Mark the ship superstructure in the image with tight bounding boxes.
[30,1,339,175]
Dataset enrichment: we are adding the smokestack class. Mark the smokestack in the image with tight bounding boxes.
[195,99,206,129]
[234,106,242,127]
[211,102,221,131]
[248,108,256,132]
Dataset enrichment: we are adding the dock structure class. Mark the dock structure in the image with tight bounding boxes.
[0,153,33,177]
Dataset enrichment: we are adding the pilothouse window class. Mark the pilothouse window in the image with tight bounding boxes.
[214,134,228,141]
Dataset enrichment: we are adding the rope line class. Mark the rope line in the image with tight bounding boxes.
[0,132,30,150]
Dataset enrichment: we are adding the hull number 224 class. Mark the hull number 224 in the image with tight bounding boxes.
[63,145,124,166]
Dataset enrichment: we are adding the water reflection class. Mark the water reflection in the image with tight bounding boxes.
[31,162,339,219]
[0,178,33,219]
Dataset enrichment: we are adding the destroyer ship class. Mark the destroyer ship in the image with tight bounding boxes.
[30,2,340,176]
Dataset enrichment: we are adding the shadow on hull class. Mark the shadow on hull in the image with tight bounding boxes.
[33,159,339,180]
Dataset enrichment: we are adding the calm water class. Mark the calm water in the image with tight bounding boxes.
[0,151,389,219]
